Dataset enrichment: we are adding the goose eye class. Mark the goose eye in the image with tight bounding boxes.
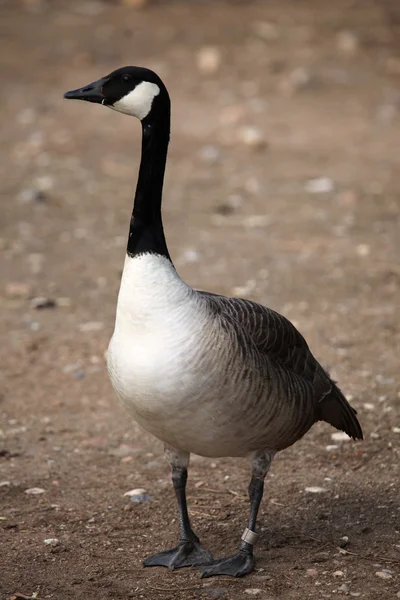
[122,74,131,82]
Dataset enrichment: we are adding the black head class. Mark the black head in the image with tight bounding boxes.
[64,66,168,121]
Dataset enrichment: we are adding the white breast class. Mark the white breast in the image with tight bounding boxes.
[107,254,214,442]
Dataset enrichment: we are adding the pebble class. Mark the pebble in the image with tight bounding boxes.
[5,282,31,299]
[363,403,375,411]
[305,487,327,494]
[182,249,200,264]
[30,296,56,310]
[339,536,349,548]
[44,538,60,546]
[279,67,314,96]
[356,243,370,257]
[79,321,104,332]
[17,188,46,203]
[124,488,152,502]
[109,444,138,458]
[331,432,351,442]
[56,297,71,308]
[196,46,221,74]
[336,30,359,55]
[333,570,345,577]
[350,593,361,598]
[34,175,54,192]
[338,584,349,593]
[326,445,339,452]
[238,126,267,150]
[244,590,262,596]
[198,145,222,163]
[0,481,11,487]
[28,253,45,274]
[375,570,392,580]
[305,177,334,194]
[392,427,400,433]
[306,568,318,577]
[252,20,280,41]
[25,487,45,495]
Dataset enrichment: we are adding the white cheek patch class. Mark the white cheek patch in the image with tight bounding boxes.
[112,81,160,119]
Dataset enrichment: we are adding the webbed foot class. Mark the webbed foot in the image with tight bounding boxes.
[143,540,213,570]
[199,550,254,578]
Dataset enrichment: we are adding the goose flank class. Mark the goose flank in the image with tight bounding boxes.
[64,66,363,578]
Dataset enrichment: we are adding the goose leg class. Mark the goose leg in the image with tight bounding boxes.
[199,449,274,578]
[143,446,213,570]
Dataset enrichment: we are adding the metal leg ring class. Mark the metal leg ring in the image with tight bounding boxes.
[241,527,259,546]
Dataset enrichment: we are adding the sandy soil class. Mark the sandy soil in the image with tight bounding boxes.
[1,1,399,599]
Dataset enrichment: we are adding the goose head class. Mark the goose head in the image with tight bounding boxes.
[64,66,168,121]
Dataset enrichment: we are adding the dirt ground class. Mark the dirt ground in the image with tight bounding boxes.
[1,0,400,599]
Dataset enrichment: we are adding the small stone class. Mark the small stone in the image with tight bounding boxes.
[34,175,54,192]
[252,20,280,41]
[326,445,339,452]
[356,244,370,257]
[305,487,327,494]
[124,488,152,503]
[244,590,262,596]
[196,46,221,74]
[62,363,82,374]
[198,145,222,163]
[279,67,314,96]
[79,321,104,332]
[5,282,31,299]
[195,481,205,488]
[392,427,400,433]
[350,593,361,597]
[363,403,375,411]
[339,536,349,548]
[305,177,334,194]
[375,571,392,580]
[306,568,318,577]
[25,487,45,495]
[182,249,200,264]
[17,188,46,203]
[333,570,345,577]
[238,126,267,150]
[336,190,358,206]
[336,30,359,55]
[338,584,349,593]
[0,481,11,487]
[56,297,71,307]
[331,432,351,442]
[44,538,60,546]
[30,296,56,310]
[370,432,380,440]
[109,444,138,458]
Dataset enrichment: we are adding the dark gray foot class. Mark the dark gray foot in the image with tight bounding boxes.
[143,540,213,570]
[199,551,254,578]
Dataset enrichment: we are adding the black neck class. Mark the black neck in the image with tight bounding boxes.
[127,102,171,259]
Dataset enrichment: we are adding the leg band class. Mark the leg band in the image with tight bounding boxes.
[241,527,259,546]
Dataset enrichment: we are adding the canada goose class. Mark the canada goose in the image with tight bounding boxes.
[64,66,363,578]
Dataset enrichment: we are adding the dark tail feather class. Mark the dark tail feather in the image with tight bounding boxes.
[319,384,363,440]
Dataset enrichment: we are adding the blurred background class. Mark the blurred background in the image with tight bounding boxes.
[1,1,399,599]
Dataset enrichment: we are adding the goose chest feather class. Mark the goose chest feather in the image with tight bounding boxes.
[64,66,363,579]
